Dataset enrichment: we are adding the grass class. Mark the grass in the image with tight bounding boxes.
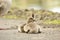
[3,15,18,19]
[2,15,27,19]
[44,20,60,24]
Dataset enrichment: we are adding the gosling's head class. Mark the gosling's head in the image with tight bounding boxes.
[27,17,35,23]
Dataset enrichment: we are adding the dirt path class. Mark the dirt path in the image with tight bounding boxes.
[0,29,60,40]
[0,18,60,40]
[0,18,26,28]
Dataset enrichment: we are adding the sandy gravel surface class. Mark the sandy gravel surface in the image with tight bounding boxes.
[0,29,60,40]
[0,18,26,28]
[0,18,60,40]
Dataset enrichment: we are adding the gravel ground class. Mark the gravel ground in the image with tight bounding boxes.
[0,18,26,28]
[0,18,60,40]
[0,29,60,40]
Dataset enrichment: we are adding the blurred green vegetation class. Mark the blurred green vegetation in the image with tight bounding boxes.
[12,0,40,8]
[12,0,60,9]
[2,8,60,24]
[2,0,60,24]
[44,20,60,24]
